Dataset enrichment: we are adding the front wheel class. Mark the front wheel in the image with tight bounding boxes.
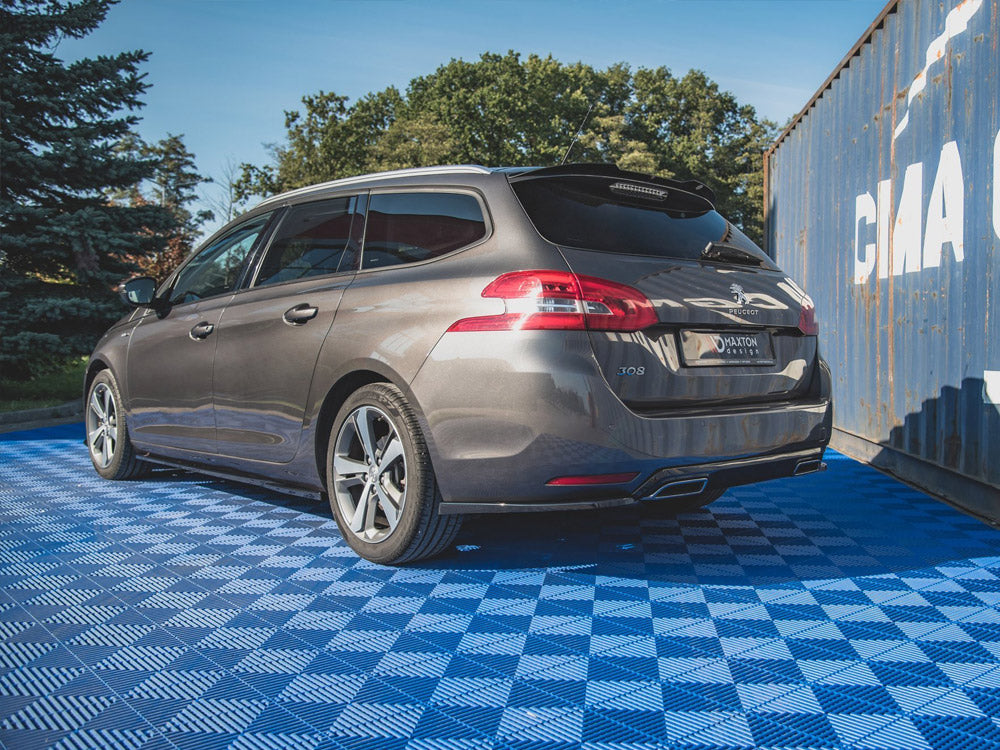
[326,383,461,564]
[86,370,148,480]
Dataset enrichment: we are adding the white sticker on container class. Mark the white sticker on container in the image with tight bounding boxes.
[984,371,1000,405]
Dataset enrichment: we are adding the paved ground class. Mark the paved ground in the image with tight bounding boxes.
[2,423,1000,750]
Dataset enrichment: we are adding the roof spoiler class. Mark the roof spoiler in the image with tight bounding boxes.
[506,163,716,208]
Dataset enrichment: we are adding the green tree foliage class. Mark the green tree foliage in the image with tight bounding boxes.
[116,133,213,279]
[626,68,775,236]
[239,88,403,198]
[143,134,213,243]
[0,0,174,380]
[236,51,777,242]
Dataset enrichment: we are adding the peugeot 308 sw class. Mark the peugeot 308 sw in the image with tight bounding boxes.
[87,164,832,564]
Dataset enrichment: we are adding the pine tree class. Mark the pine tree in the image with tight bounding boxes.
[0,0,174,379]
[144,134,213,243]
[117,133,214,279]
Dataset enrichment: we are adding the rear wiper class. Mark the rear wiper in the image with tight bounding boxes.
[701,241,766,267]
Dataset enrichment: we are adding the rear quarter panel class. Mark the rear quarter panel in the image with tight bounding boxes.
[294,177,568,482]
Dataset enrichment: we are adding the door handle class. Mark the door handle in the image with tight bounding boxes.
[283,303,318,325]
[190,322,215,339]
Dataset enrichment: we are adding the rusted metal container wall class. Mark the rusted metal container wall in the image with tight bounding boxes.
[765,0,999,511]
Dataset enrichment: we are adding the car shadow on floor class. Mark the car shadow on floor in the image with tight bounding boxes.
[416,453,1000,587]
[85,446,1000,589]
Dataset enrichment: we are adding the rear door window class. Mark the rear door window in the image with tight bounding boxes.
[254,196,361,286]
[511,175,773,267]
[361,192,487,270]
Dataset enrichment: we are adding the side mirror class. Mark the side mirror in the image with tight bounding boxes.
[119,276,158,307]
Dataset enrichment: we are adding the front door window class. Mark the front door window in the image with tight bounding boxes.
[170,214,271,305]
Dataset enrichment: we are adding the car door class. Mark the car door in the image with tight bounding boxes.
[126,212,275,454]
[212,194,365,462]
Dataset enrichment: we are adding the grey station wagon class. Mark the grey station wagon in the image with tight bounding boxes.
[86,164,832,564]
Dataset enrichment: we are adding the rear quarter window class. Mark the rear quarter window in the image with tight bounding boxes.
[362,192,487,270]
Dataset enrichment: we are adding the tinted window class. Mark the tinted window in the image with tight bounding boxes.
[362,192,486,270]
[255,196,358,286]
[170,214,271,304]
[512,175,774,266]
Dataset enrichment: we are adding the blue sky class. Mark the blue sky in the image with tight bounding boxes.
[63,0,887,234]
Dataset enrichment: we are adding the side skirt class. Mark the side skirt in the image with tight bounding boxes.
[137,453,325,502]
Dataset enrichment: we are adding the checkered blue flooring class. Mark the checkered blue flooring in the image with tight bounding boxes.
[2,423,1000,750]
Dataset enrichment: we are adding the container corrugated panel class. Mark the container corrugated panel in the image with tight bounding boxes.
[765,0,999,509]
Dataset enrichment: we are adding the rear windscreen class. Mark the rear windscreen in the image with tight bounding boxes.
[511,175,772,265]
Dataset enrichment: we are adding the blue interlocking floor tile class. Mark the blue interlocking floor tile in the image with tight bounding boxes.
[2,424,1000,749]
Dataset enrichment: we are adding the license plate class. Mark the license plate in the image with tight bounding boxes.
[679,330,775,367]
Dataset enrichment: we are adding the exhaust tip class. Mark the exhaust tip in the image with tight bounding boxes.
[794,459,825,476]
[647,477,708,499]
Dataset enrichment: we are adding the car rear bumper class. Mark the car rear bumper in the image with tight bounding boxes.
[410,330,833,511]
[437,447,827,514]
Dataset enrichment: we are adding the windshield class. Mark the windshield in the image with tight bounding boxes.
[511,174,775,268]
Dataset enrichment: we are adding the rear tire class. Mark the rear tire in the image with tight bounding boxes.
[640,488,725,516]
[86,370,149,480]
[326,383,461,564]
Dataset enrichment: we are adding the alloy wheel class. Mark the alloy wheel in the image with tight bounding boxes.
[87,383,118,469]
[332,405,407,543]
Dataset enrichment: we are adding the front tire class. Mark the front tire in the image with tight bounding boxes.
[326,383,461,564]
[86,370,148,480]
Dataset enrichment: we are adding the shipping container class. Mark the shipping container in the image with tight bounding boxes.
[764,0,1000,513]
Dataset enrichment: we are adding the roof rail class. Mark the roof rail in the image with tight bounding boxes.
[254,165,492,208]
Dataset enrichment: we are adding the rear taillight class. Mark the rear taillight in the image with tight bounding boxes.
[797,296,819,335]
[447,270,657,333]
[546,472,639,486]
